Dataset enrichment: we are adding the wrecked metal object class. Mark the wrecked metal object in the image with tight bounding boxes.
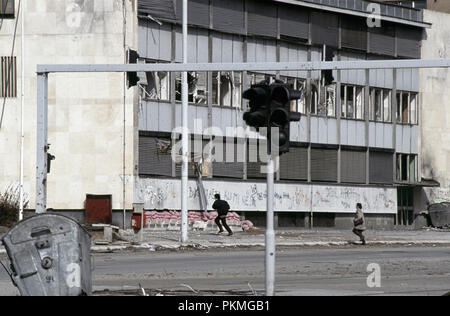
[428,202,450,228]
[1,213,92,296]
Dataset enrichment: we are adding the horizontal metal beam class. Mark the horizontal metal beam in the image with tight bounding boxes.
[37,59,450,74]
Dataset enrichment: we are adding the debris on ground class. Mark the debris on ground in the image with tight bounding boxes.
[85,224,134,246]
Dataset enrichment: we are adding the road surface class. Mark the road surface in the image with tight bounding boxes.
[1,246,450,296]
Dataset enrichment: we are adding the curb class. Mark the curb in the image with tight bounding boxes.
[89,239,450,252]
[3,240,450,255]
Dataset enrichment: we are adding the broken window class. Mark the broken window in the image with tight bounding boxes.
[246,72,307,113]
[297,80,307,114]
[356,87,364,120]
[310,81,319,115]
[409,155,416,182]
[280,76,306,114]
[396,91,417,124]
[247,72,272,86]
[325,85,335,117]
[175,72,207,104]
[140,59,170,101]
[213,71,242,108]
[369,88,391,122]
[383,90,391,122]
[396,153,417,183]
[341,84,363,120]
[144,71,170,101]
[402,92,409,124]
[410,93,417,124]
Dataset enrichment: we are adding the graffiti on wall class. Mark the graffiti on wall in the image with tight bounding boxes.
[424,187,450,204]
[135,178,397,214]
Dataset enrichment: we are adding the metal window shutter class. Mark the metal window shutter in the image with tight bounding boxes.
[138,0,177,23]
[139,136,173,177]
[279,147,308,180]
[213,139,244,179]
[176,0,210,28]
[212,0,245,35]
[247,0,277,38]
[396,25,422,59]
[341,150,366,184]
[311,148,337,182]
[311,11,339,47]
[247,140,266,179]
[279,4,309,40]
[369,23,395,56]
[369,151,393,184]
[341,16,367,51]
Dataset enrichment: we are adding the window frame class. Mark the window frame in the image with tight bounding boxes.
[0,56,17,98]
[369,87,391,123]
[213,71,243,108]
[396,153,418,183]
[341,84,364,120]
[395,91,418,125]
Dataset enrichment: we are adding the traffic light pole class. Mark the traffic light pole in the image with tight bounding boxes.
[265,128,276,296]
[180,0,189,243]
[265,149,276,296]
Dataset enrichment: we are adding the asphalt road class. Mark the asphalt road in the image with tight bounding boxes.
[1,246,450,296]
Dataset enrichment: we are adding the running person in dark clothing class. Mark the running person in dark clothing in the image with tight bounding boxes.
[212,194,233,236]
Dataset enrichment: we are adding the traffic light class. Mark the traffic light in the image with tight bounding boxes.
[242,82,271,131]
[243,80,302,155]
[268,84,302,154]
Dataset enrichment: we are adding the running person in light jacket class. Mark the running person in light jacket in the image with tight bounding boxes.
[352,203,366,245]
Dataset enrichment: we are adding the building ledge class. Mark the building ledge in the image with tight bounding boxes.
[394,178,440,187]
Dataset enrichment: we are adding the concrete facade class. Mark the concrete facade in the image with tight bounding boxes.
[419,9,450,206]
[0,1,138,215]
[427,0,450,14]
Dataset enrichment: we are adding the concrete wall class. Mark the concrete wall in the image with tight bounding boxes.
[135,177,398,214]
[419,10,450,207]
[335,213,395,230]
[0,0,138,210]
[427,0,450,14]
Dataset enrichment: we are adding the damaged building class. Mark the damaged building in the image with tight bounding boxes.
[135,0,433,229]
[0,0,448,229]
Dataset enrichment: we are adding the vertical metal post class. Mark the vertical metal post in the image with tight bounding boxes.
[36,72,48,214]
[265,132,275,296]
[180,0,189,243]
[19,0,25,220]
